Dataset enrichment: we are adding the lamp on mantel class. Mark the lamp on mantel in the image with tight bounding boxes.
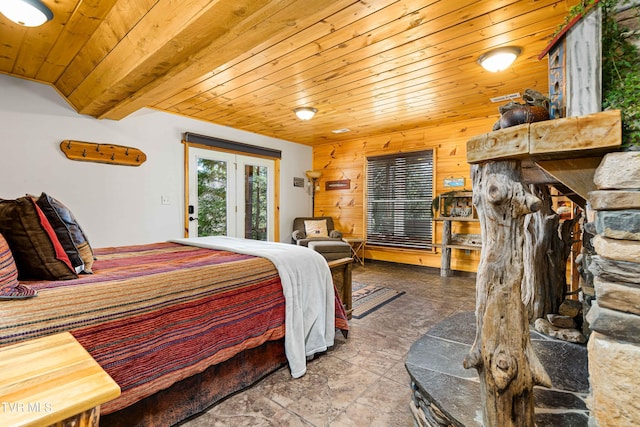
[477,46,521,72]
[306,170,322,214]
[0,0,53,27]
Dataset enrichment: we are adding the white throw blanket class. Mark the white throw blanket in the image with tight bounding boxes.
[170,236,335,378]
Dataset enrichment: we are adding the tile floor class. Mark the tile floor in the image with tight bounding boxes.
[180,261,477,427]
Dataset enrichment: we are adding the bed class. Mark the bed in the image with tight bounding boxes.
[0,236,349,426]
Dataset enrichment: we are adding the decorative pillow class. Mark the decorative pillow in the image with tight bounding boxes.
[0,196,77,281]
[0,233,37,299]
[292,229,306,241]
[36,193,94,273]
[304,219,329,237]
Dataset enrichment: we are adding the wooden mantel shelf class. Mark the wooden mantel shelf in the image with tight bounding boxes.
[466,110,622,201]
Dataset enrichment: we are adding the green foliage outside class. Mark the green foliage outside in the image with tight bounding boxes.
[197,160,269,240]
[600,0,640,150]
[244,165,268,241]
[197,158,228,237]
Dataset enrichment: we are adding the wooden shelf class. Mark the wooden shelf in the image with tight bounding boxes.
[466,110,622,203]
[435,243,482,251]
[435,217,479,222]
[437,215,481,277]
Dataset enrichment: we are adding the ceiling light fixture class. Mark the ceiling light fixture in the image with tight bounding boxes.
[477,47,521,72]
[293,107,318,121]
[0,0,53,27]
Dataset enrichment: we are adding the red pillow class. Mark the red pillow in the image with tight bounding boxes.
[31,199,75,273]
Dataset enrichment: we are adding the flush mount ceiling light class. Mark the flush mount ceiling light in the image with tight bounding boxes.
[477,47,521,72]
[0,0,53,27]
[293,107,318,121]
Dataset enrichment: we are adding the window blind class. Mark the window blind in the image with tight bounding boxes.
[366,150,433,249]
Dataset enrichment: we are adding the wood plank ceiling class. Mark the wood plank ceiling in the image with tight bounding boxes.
[0,0,578,145]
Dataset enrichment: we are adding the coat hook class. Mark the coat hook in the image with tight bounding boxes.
[111,153,115,161]
[66,141,72,149]
[125,148,129,156]
[96,144,101,152]
[136,154,140,162]
[82,149,87,157]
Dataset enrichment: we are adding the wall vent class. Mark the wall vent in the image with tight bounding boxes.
[490,92,521,103]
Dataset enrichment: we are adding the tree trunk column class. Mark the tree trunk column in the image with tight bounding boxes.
[463,160,551,427]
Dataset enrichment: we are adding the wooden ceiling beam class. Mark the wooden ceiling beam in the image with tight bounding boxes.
[95,0,359,121]
[35,0,119,82]
[67,0,279,115]
[55,0,157,97]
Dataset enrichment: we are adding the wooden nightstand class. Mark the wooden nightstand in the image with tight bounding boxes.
[0,332,120,427]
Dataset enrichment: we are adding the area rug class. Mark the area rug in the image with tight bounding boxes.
[351,282,405,319]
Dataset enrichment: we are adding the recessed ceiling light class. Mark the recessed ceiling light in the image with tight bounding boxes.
[332,128,351,134]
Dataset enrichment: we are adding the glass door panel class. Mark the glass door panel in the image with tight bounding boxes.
[188,149,235,237]
[243,164,268,240]
[188,148,274,240]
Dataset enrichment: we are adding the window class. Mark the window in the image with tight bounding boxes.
[366,150,434,249]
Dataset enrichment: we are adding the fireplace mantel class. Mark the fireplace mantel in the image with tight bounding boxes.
[466,110,621,204]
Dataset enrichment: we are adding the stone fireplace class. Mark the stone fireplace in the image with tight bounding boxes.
[406,110,639,426]
[584,152,640,425]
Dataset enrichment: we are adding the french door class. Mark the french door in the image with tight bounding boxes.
[187,147,274,241]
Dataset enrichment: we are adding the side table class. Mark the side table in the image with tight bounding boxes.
[328,257,353,319]
[343,237,366,266]
[0,332,120,427]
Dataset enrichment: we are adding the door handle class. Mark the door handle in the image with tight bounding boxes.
[189,216,198,222]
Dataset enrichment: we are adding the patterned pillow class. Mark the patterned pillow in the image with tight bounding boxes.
[36,193,94,273]
[0,196,77,281]
[304,219,329,237]
[0,233,37,299]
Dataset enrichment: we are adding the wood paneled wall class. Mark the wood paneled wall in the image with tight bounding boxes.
[312,116,496,272]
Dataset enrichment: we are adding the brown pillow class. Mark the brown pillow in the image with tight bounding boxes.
[0,197,77,281]
[0,233,37,299]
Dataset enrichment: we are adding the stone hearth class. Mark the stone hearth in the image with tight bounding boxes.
[405,311,589,427]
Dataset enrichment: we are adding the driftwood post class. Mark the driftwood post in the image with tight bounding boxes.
[522,184,580,321]
[464,161,552,426]
[521,184,565,321]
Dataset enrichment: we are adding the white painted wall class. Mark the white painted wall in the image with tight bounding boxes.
[0,74,313,247]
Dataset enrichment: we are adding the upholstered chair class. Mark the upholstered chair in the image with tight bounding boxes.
[291,217,343,246]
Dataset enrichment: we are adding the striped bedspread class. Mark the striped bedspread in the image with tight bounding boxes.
[0,242,348,414]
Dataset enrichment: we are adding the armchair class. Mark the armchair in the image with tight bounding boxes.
[291,216,343,246]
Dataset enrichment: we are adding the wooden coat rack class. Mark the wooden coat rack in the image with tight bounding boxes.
[60,140,147,166]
